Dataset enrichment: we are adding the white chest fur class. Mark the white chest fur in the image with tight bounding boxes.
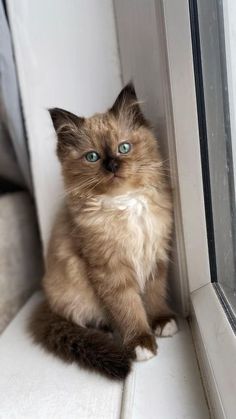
[102,193,148,213]
[99,192,161,291]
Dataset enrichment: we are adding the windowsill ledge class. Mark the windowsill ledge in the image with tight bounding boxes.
[191,284,236,419]
[0,292,209,419]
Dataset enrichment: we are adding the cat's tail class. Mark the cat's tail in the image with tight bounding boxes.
[29,301,132,380]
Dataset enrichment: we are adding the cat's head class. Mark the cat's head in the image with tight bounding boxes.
[49,83,163,198]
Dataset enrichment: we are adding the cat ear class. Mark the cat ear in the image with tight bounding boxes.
[49,108,85,159]
[110,83,148,127]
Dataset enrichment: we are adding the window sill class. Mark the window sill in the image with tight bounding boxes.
[0,292,209,419]
[121,319,209,419]
[190,283,236,419]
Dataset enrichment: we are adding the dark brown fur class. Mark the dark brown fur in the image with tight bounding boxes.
[30,301,132,380]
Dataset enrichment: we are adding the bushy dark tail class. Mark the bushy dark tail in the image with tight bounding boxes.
[29,301,132,380]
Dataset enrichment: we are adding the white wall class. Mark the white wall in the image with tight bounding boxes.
[7,0,122,250]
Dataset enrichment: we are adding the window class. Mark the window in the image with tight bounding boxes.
[190,0,236,327]
[151,1,236,417]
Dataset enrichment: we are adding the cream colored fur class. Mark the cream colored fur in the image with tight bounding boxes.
[44,85,175,359]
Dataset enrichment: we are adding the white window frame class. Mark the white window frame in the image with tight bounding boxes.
[161,1,236,418]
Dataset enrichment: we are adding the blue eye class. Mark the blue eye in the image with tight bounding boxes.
[118,142,131,154]
[85,151,100,162]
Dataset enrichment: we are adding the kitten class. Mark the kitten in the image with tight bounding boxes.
[30,84,177,380]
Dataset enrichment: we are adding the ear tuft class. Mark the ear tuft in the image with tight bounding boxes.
[48,107,85,160]
[109,83,136,116]
[109,83,148,127]
[49,108,84,132]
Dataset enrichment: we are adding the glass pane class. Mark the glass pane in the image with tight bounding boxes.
[190,0,236,320]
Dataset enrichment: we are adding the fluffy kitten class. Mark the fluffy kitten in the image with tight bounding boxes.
[30,84,177,380]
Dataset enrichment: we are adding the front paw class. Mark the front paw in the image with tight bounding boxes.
[154,318,178,337]
[135,345,156,361]
[129,333,158,362]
